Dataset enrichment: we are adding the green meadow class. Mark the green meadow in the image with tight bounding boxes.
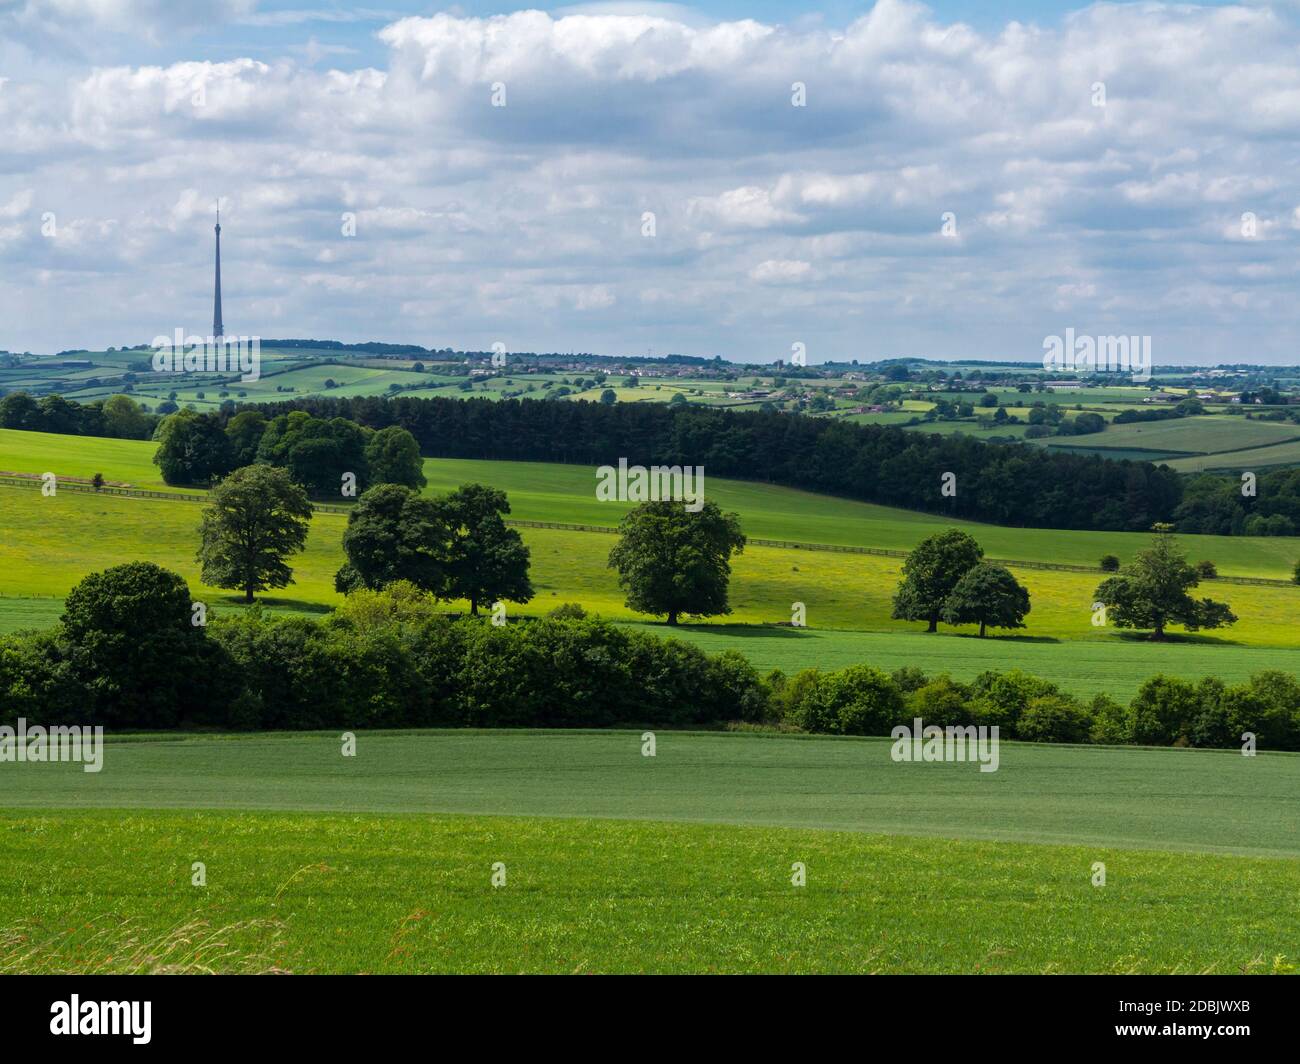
[419,455,1300,577]
[651,625,1300,700]
[5,426,1298,576]
[1,732,1296,973]
[4,486,1300,651]
[3,427,1300,696]
[3,423,1300,974]
[4,730,1296,855]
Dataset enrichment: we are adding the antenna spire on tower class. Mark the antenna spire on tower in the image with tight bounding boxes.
[212,202,224,340]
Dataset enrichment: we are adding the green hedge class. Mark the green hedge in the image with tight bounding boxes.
[770,665,1300,750]
[3,564,1299,750]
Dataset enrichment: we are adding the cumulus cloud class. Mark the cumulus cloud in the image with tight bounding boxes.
[3,0,1300,362]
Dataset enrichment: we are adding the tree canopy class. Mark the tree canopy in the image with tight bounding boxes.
[1093,525,1237,640]
[437,483,534,616]
[336,483,452,595]
[197,465,314,602]
[153,409,234,485]
[607,500,746,625]
[891,528,984,632]
[941,562,1030,637]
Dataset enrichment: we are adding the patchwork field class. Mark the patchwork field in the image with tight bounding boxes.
[1044,416,1299,457]
[1,732,1296,973]
[1165,438,1300,473]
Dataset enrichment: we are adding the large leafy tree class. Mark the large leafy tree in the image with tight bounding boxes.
[225,409,268,467]
[153,409,234,485]
[607,500,745,625]
[1093,524,1236,640]
[256,411,370,496]
[197,465,314,602]
[100,394,151,439]
[0,390,41,430]
[364,425,427,489]
[61,562,224,727]
[941,562,1030,637]
[891,528,984,632]
[336,483,451,594]
[438,483,533,616]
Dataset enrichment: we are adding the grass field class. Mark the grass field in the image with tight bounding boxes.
[0,429,181,492]
[1042,416,1300,457]
[6,427,1298,578]
[4,427,1300,691]
[1166,438,1300,473]
[648,625,1300,698]
[419,456,1300,579]
[3,730,1295,854]
[1,732,1296,973]
[5,486,1300,651]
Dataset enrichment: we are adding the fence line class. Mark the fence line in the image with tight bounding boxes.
[1,478,1294,589]
[0,475,352,513]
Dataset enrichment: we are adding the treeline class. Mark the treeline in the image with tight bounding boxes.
[154,408,425,493]
[0,391,157,440]
[13,387,1300,535]
[3,563,1297,750]
[251,395,1180,532]
[1173,470,1300,536]
[0,565,763,731]
[775,665,1298,749]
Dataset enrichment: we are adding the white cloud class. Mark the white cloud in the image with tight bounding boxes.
[5,1,1300,363]
[750,259,812,284]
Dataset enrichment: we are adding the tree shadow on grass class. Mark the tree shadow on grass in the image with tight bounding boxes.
[212,596,333,616]
[1111,630,1244,648]
[944,632,1062,644]
[643,622,818,639]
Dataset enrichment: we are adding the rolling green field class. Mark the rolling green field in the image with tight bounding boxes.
[420,457,1300,578]
[3,411,1299,974]
[1,732,1296,973]
[652,625,1300,699]
[1166,438,1300,473]
[1043,416,1300,457]
[0,429,183,492]
[4,486,1300,653]
[4,730,1296,854]
[4,427,1298,578]
[4,427,1300,695]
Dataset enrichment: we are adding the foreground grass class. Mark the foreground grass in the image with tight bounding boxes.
[1,809,1295,974]
[2,731,1296,856]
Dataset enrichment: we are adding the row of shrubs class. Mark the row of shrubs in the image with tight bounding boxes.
[0,575,767,731]
[1,564,1297,749]
[773,664,1300,749]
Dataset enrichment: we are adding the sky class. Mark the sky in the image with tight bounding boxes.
[2,0,1299,365]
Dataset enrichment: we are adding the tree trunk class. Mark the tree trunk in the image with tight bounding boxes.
[927,615,938,633]
[469,598,479,616]
[979,620,987,638]
[667,610,678,626]
[244,586,254,604]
